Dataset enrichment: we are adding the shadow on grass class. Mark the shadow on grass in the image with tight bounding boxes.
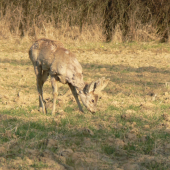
[0,106,170,170]
[1,57,168,74]
[82,63,170,75]
[82,63,169,95]
[1,57,169,96]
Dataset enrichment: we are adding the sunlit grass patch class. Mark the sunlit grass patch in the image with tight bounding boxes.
[128,105,141,111]
[1,107,39,117]
[107,105,120,111]
[160,104,170,111]
[31,162,48,168]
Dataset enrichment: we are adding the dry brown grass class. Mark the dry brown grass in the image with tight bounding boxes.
[1,0,170,44]
[0,1,164,44]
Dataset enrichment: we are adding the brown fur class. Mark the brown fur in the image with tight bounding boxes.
[29,38,109,115]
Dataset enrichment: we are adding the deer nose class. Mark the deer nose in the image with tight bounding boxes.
[90,108,97,113]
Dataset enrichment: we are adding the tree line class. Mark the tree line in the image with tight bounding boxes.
[0,0,170,42]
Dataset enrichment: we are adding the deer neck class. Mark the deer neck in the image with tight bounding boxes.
[75,82,85,93]
[78,90,86,106]
[76,84,86,103]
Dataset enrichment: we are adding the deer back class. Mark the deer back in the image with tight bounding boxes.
[50,48,85,88]
[29,38,64,70]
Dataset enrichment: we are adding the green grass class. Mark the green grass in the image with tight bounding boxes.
[107,105,120,111]
[102,145,115,155]
[66,157,75,167]
[160,104,170,110]
[128,105,141,111]
[1,97,170,169]
[1,107,38,117]
[31,162,48,168]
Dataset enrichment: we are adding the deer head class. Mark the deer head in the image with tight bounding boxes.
[78,77,110,113]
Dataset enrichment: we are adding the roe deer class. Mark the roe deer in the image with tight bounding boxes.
[29,38,109,115]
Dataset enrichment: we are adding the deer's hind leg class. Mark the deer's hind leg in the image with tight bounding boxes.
[40,70,49,112]
[34,66,49,114]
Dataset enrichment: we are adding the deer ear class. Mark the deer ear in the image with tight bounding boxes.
[93,77,110,93]
[89,81,96,93]
[84,81,95,94]
[84,77,110,94]
[88,81,95,93]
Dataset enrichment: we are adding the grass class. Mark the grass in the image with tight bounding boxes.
[1,103,170,169]
[31,162,49,168]
[102,145,115,155]
[1,40,170,169]
[68,41,170,53]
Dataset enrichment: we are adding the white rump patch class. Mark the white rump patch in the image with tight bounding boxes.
[65,50,69,54]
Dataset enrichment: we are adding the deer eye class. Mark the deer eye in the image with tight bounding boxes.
[91,99,94,103]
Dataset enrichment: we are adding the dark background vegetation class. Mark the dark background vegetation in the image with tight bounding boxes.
[0,0,170,42]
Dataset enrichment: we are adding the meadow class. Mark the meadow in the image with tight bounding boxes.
[0,39,170,169]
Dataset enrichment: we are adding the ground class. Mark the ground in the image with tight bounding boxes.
[0,39,170,169]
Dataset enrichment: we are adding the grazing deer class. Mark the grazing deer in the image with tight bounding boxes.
[29,38,109,115]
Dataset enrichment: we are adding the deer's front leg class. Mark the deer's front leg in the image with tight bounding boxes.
[51,76,58,116]
[68,83,84,113]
